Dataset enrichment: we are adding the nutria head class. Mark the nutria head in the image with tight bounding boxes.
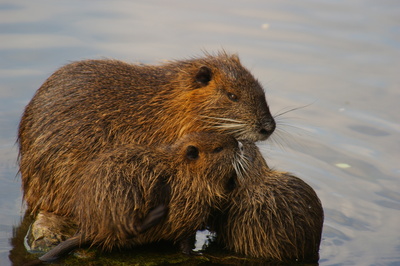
[168,132,242,196]
[172,52,276,142]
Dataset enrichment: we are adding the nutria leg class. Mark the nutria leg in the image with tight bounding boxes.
[39,235,84,262]
[137,204,168,233]
[179,233,197,255]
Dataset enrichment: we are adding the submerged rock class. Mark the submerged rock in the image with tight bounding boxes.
[18,211,316,265]
[19,211,269,265]
[25,211,77,253]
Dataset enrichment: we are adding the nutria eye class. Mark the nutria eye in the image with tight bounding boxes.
[213,146,224,153]
[227,92,238,102]
[186,145,199,160]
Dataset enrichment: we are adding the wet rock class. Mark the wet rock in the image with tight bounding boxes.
[25,211,77,253]
[20,211,281,265]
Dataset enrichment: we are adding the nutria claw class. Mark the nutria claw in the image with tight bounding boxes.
[137,204,168,233]
[38,235,83,262]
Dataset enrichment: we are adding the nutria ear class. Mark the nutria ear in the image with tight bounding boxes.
[231,53,240,62]
[195,66,212,86]
[186,145,199,160]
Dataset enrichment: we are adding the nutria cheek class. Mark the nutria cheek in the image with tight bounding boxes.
[225,174,237,192]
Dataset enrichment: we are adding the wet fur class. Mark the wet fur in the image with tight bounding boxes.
[39,132,240,256]
[212,142,324,262]
[18,51,275,215]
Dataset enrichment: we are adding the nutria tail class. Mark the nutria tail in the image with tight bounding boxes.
[38,235,83,262]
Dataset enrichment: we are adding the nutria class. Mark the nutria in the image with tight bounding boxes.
[34,132,243,261]
[211,142,324,262]
[18,51,275,215]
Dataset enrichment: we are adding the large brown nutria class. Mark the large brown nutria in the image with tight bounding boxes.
[18,51,275,215]
[211,142,324,262]
[35,132,243,262]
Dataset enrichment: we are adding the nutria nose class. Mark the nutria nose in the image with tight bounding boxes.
[260,128,269,135]
[259,119,276,138]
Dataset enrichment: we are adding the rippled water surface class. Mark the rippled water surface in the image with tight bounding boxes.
[1,1,399,265]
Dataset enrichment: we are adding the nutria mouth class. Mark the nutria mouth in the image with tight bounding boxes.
[226,173,238,192]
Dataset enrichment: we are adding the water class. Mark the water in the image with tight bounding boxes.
[1,0,399,265]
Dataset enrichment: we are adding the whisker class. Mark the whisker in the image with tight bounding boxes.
[273,102,315,118]
[275,121,306,131]
[198,115,256,141]
[232,161,242,181]
[232,147,253,183]
[213,124,246,129]
[267,124,313,153]
[267,129,290,152]
[199,115,246,125]
[211,124,250,137]
[276,117,312,137]
[240,150,251,170]
[262,101,316,151]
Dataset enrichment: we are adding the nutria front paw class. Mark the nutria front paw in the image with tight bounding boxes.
[178,234,198,255]
[137,204,168,233]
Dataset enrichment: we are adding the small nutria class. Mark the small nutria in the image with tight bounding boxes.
[35,132,243,262]
[18,51,275,215]
[211,143,324,262]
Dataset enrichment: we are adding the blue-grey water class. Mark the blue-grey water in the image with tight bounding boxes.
[1,1,399,265]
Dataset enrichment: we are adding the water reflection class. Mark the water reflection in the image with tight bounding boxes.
[348,124,390,137]
[1,0,399,265]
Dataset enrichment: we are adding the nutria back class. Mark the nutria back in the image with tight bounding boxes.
[18,51,275,214]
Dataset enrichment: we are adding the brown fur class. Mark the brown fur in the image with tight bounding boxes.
[18,51,275,215]
[212,142,324,262]
[40,132,241,253]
